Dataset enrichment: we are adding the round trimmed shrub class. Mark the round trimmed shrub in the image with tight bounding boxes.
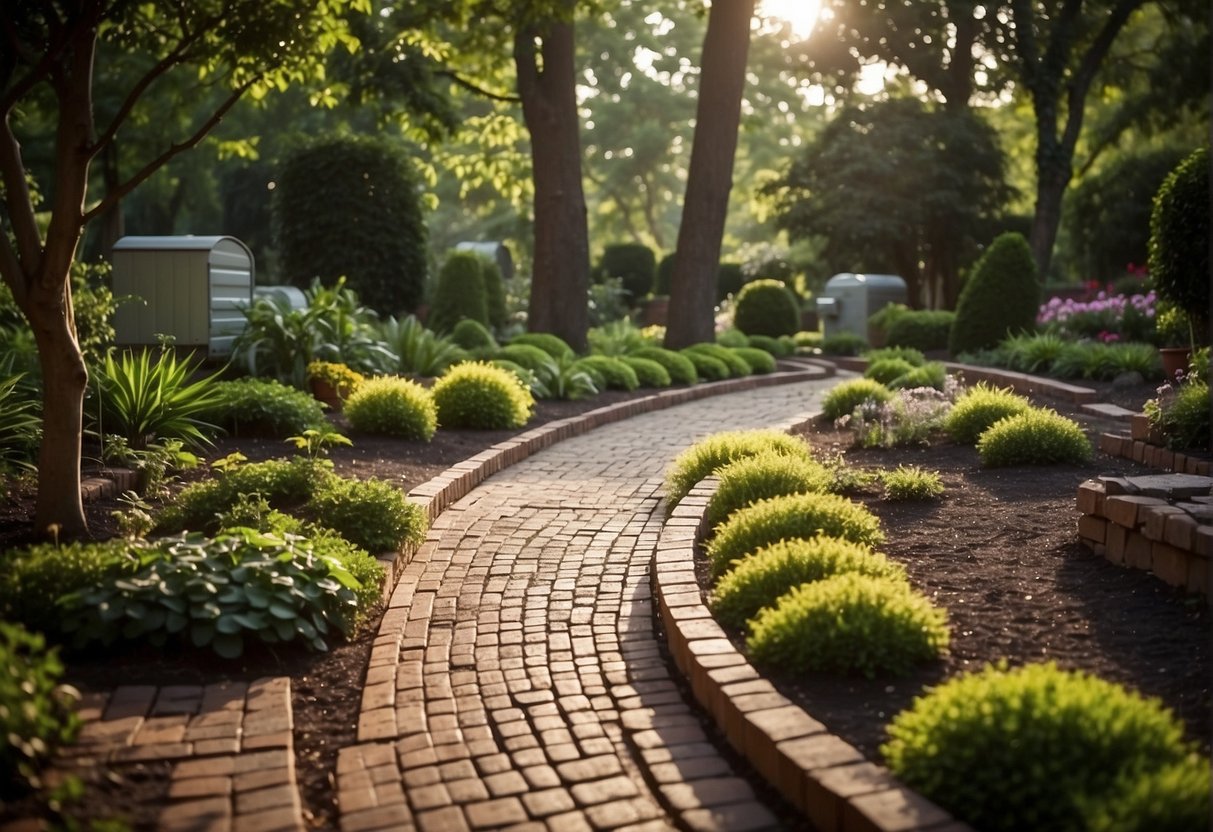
[510,332,575,360]
[665,429,814,509]
[429,251,488,334]
[865,357,916,385]
[305,476,428,553]
[821,332,867,356]
[707,492,885,576]
[747,334,791,357]
[864,346,926,366]
[711,536,906,630]
[632,347,698,385]
[887,361,947,391]
[747,574,949,677]
[344,376,437,441]
[886,310,955,352]
[497,343,555,373]
[684,343,750,377]
[573,356,639,391]
[949,232,1040,356]
[450,319,497,352]
[882,662,1207,832]
[1149,147,1210,333]
[1081,758,1211,832]
[209,378,328,437]
[821,378,893,421]
[976,407,1092,466]
[717,329,750,348]
[598,244,656,303]
[945,383,1032,444]
[706,450,832,530]
[681,350,730,382]
[620,356,671,388]
[480,257,508,331]
[432,362,534,429]
[733,279,800,337]
[730,347,776,374]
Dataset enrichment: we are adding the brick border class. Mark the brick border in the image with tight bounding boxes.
[1096,415,1212,476]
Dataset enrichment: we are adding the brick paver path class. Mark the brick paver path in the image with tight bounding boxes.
[337,380,834,832]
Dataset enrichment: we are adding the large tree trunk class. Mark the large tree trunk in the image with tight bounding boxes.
[515,13,590,353]
[1029,156,1070,282]
[664,0,756,349]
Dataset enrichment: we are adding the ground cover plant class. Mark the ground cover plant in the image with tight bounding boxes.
[976,407,1093,466]
[665,429,814,509]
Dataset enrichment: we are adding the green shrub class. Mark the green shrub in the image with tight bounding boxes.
[510,332,576,360]
[716,328,750,348]
[0,373,40,475]
[588,319,658,356]
[428,251,489,334]
[864,346,926,367]
[633,347,698,385]
[0,622,80,799]
[1145,379,1211,450]
[746,334,792,357]
[530,353,599,401]
[747,574,948,677]
[157,457,321,534]
[450,319,497,352]
[684,343,751,377]
[885,310,955,352]
[949,232,1040,356]
[304,476,427,553]
[378,315,467,377]
[0,540,141,635]
[707,492,885,577]
[665,429,814,509]
[821,378,894,421]
[734,279,800,337]
[882,662,1207,832]
[730,347,777,374]
[820,332,867,356]
[479,257,508,331]
[598,243,656,303]
[945,383,1031,444]
[681,349,730,381]
[995,331,1069,374]
[344,376,437,441]
[706,450,832,530]
[881,465,945,500]
[711,536,905,630]
[654,253,675,296]
[498,343,556,372]
[865,358,916,385]
[573,356,639,391]
[867,303,909,344]
[432,362,534,429]
[887,361,948,391]
[977,408,1093,466]
[1081,757,1211,832]
[1149,147,1210,334]
[620,356,671,388]
[717,262,746,301]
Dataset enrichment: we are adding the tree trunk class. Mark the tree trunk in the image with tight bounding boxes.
[664,0,756,349]
[515,13,590,353]
[1030,157,1070,282]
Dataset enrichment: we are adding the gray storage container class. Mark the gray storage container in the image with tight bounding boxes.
[815,273,907,341]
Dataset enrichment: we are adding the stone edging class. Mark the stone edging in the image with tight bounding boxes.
[651,476,972,832]
[1096,415,1212,477]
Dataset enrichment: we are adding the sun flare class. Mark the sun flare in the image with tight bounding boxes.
[759,0,822,38]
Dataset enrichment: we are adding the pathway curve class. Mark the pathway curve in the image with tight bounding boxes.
[337,379,835,832]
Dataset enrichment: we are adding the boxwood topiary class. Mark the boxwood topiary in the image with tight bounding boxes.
[573,356,639,391]
[746,334,791,357]
[681,349,730,382]
[684,343,751,377]
[619,356,671,389]
[665,429,814,509]
[344,376,437,441]
[882,662,1208,832]
[734,279,800,337]
[705,450,832,530]
[949,232,1040,356]
[945,383,1032,444]
[730,347,777,375]
[510,332,576,360]
[976,407,1092,466]
[885,310,955,352]
[821,332,867,356]
[706,492,885,576]
[598,243,656,303]
[432,362,534,429]
[747,573,948,677]
[711,536,906,630]
[633,347,698,385]
[428,251,489,335]
[1149,147,1210,335]
[821,378,894,421]
[209,378,330,437]
[450,319,497,352]
[864,357,916,385]
[498,343,557,373]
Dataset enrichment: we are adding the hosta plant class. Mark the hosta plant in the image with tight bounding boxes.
[976,408,1093,466]
[705,450,832,530]
[665,429,813,509]
[343,376,437,440]
[432,362,534,429]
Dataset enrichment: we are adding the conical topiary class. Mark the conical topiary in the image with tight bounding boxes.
[428,251,488,335]
[949,232,1040,356]
[1149,147,1210,338]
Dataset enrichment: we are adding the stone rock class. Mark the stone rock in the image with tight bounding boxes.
[1112,371,1145,389]
[1123,474,1213,500]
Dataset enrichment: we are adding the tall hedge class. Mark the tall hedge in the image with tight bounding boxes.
[654,253,676,296]
[598,244,656,303]
[275,136,426,315]
[949,232,1040,356]
[429,251,488,334]
[1149,147,1210,335]
[733,279,800,338]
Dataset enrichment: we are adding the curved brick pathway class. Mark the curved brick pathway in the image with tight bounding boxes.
[337,379,834,832]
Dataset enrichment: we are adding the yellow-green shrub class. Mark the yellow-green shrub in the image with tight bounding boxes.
[821,378,893,421]
[665,430,813,509]
[944,383,1031,444]
[705,450,832,530]
[976,407,1092,466]
[432,362,534,429]
[344,376,437,440]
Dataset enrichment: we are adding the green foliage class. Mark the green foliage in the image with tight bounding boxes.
[993,332,1070,374]
[881,466,945,501]
[572,356,639,391]
[304,477,427,554]
[711,537,906,630]
[620,356,671,388]
[733,279,800,338]
[344,376,437,441]
[0,373,40,475]
[977,408,1093,466]
[69,261,122,368]
[0,622,80,799]
[510,332,576,359]
[1081,758,1212,832]
[588,319,659,356]
[428,251,489,335]
[1145,378,1211,450]
[821,378,894,421]
[377,315,466,377]
[867,303,909,343]
[949,233,1041,356]
[730,347,777,374]
[654,253,675,296]
[530,353,600,401]
[1149,147,1210,333]
[665,429,814,509]
[306,361,364,398]
[717,262,746,301]
[747,574,949,677]
[746,334,792,357]
[597,244,656,303]
[0,540,141,636]
[680,349,729,381]
[885,310,955,352]
[284,429,351,460]
[707,492,885,577]
[498,343,556,372]
[865,358,916,385]
[479,258,508,331]
[632,347,698,385]
[208,378,329,438]
[882,662,1206,832]
[887,361,948,391]
[684,343,751,378]
[275,135,426,315]
[706,450,833,530]
[450,319,498,352]
[89,349,223,451]
[432,362,534,429]
[863,346,926,367]
[156,457,319,535]
[820,332,868,356]
[587,277,630,327]
[716,329,750,348]
[945,384,1032,445]
[1048,341,1161,382]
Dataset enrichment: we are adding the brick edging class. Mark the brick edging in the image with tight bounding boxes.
[651,474,972,832]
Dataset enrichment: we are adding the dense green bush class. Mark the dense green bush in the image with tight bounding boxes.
[949,232,1040,356]
[510,332,576,359]
[572,356,639,391]
[820,332,868,356]
[479,257,509,331]
[977,407,1092,466]
[684,343,750,377]
[733,279,800,338]
[428,251,489,335]
[707,492,885,576]
[730,347,777,374]
[378,315,467,377]
[633,347,698,385]
[654,253,676,296]
[620,356,671,388]
[706,450,832,530]
[864,346,926,366]
[717,329,750,348]
[598,244,656,303]
[156,458,318,534]
[450,319,497,352]
[885,310,955,352]
[0,540,141,636]
[945,383,1031,444]
[821,378,894,421]
[498,343,556,372]
[746,334,792,357]
[665,429,813,509]
[711,536,905,630]
[344,376,437,440]
[747,574,948,676]
[304,477,427,553]
[0,373,40,475]
[993,332,1069,375]
[1081,758,1211,832]
[865,357,916,385]
[882,662,1208,831]
[209,378,329,438]
[717,262,746,301]
[1145,379,1211,450]
[881,465,945,501]
[887,361,948,391]
[680,350,730,381]
[1149,147,1210,334]
[432,362,534,429]
[275,135,426,315]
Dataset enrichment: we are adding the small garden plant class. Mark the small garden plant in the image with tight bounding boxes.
[944,382,1031,444]
[572,355,640,391]
[821,378,893,421]
[343,376,437,440]
[631,347,698,385]
[620,356,672,388]
[208,377,330,437]
[306,360,364,399]
[431,362,534,429]
[705,450,832,530]
[666,429,814,509]
[880,465,945,501]
[976,407,1093,466]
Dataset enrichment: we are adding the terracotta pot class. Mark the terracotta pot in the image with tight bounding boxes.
[1159,347,1192,382]
[309,378,344,412]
